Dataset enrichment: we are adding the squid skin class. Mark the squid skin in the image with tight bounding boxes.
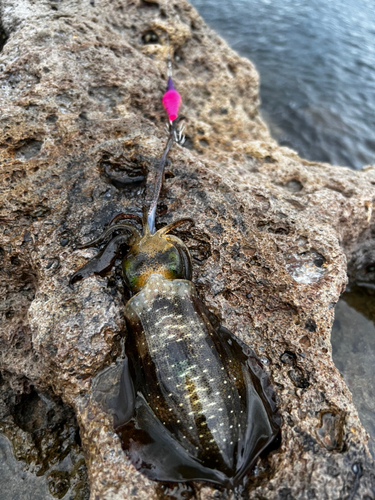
[112,274,280,487]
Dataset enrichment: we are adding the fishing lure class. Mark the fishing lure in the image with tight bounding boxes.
[162,48,182,123]
[70,50,280,488]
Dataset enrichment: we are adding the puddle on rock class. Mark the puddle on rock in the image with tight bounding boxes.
[285,250,326,284]
[0,383,89,500]
[316,410,345,452]
[331,286,375,458]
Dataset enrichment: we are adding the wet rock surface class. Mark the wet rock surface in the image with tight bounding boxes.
[0,376,89,499]
[0,0,374,499]
[332,288,375,460]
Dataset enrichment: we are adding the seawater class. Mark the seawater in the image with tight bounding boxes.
[191,0,375,457]
[190,0,375,169]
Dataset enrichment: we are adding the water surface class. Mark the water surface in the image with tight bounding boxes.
[190,0,375,169]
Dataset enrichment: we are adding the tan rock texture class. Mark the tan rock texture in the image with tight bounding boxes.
[0,0,374,499]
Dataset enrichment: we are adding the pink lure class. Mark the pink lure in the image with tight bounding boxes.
[162,77,181,122]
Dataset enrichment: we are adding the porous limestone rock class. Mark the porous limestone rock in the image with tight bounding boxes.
[0,0,374,499]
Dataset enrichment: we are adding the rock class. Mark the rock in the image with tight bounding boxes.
[0,375,89,500]
[0,0,374,499]
[332,293,375,459]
